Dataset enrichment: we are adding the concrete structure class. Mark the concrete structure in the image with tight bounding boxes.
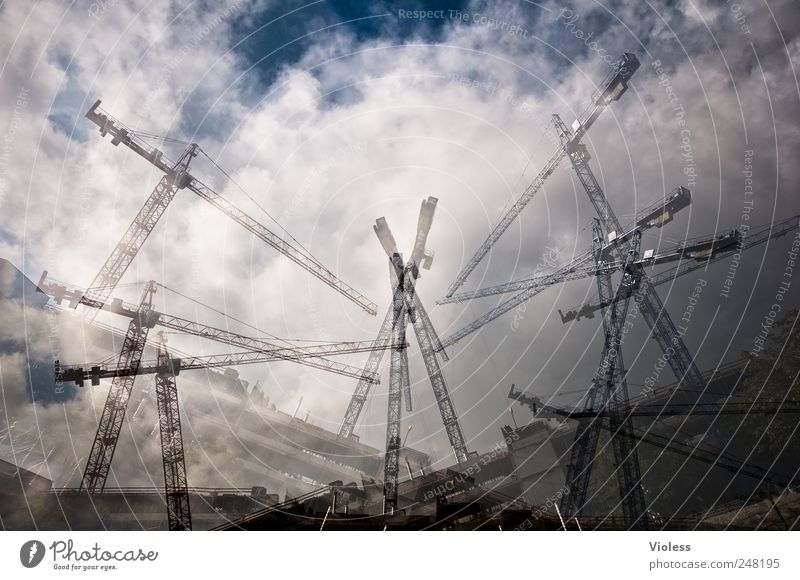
[0,457,283,530]
[502,422,572,507]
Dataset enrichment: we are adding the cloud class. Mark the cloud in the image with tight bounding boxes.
[0,0,798,476]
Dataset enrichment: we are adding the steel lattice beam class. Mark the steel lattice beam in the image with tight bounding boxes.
[551,114,704,392]
[338,305,394,438]
[40,275,381,384]
[57,340,391,385]
[85,101,377,316]
[564,401,800,418]
[155,341,191,531]
[342,199,469,471]
[562,228,649,527]
[444,53,640,297]
[383,255,409,515]
[80,282,158,492]
[439,214,797,310]
[562,222,617,521]
[407,284,469,463]
[81,146,197,323]
[561,215,800,322]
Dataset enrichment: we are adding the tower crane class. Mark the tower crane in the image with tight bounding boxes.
[441,111,705,392]
[39,274,381,384]
[562,223,649,527]
[444,53,640,297]
[382,199,470,513]
[437,216,798,332]
[437,51,699,397]
[338,199,457,446]
[40,274,391,496]
[81,100,377,317]
[557,214,800,323]
[53,288,394,529]
[549,114,709,526]
[79,281,158,492]
[380,210,468,464]
[552,113,704,393]
[448,114,800,518]
[335,198,469,513]
[55,340,394,386]
[439,141,799,389]
[436,187,693,346]
[56,329,392,531]
[440,215,800,520]
[338,197,440,439]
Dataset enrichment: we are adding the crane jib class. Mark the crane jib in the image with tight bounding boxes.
[84,100,377,316]
[443,53,640,297]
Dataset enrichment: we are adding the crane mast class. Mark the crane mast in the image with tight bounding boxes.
[560,225,648,526]
[567,221,618,516]
[383,254,410,515]
[339,199,467,465]
[82,144,198,323]
[338,306,394,438]
[154,337,191,531]
[564,401,800,418]
[81,282,159,492]
[596,227,648,528]
[408,298,467,462]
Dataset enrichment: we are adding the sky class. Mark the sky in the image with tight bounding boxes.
[0,0,799,478]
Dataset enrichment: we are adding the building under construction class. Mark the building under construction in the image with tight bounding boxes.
[2,253,796,530]
[1,52,799,531]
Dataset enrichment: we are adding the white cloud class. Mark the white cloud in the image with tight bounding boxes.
[0,0,798,476]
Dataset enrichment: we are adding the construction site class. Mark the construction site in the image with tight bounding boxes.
[1,52,799,532]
